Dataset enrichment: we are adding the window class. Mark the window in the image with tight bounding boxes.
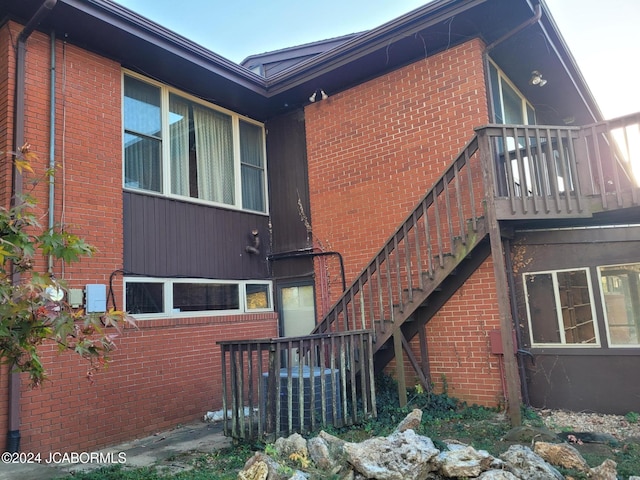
[599,263,640,346]
[524,268,599,346]
[124,278,272,317]
[489,60,536,126]
[123,73,268,213]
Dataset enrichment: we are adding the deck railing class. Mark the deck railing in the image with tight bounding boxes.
[482,112,640,218]
[218,330,376,440]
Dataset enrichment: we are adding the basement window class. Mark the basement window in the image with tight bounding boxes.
[124,278,272,318]
[524,268,599,347]
[599,263,640,347]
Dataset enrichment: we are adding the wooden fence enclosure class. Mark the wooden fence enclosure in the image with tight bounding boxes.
[218,330,376,440]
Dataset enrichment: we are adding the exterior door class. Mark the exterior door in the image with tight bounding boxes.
[279,283,316,338]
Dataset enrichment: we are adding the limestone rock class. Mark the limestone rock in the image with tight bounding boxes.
[275,432,308,458]
[308,435,346,473]
[344,429,439,480]
[478,470,520,480]
[394,408,423,433]
[589,458,618,480]
[287,471,309,480]
[241,452,285,480]
[499,444,564,480]
[533,441,590,472]
[435,445,494,478]
[237,459,268,480]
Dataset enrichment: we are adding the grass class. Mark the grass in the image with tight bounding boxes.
[57,376,640,479]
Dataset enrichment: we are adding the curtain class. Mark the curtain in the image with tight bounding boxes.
[169,95,190,196]
[193,105,234,204]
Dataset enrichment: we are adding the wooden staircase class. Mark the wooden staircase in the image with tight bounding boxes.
[311,112,640,388]
[219,112,640,439]
[311,133,489,380]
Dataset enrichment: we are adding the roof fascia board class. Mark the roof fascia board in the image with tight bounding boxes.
[63,0,268,94]
[264,0,487,95]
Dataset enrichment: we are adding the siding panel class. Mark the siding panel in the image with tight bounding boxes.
[265,109,314,279]
[124,192,269,279]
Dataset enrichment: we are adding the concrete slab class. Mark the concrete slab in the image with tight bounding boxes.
[0,421,230,480]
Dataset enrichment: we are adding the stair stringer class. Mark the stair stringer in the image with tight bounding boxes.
[370,217,490,359]
[374,233,491,372]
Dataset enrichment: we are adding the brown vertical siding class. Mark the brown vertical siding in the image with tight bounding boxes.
[123,192,271,279]
[265,109,314,279]
[513,226,640,414]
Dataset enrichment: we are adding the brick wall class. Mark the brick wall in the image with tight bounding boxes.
[0,24,16,209]
[0,26,279,454]
[304,38,505,406]
[18,314,277,454]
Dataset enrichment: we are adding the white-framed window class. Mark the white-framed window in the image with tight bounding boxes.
[123,72,268,213]
[524,268,600,347]
[598,263,640,347]
[488,59,536,126]
[124,278,273,318]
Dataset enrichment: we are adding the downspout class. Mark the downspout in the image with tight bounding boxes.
[8,0,58,454]
[48,30,56,272]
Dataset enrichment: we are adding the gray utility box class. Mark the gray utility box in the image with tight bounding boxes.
[261,366,341,429]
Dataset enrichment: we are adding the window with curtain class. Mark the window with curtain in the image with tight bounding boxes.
[123,73,267,213]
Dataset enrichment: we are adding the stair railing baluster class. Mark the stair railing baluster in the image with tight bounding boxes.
[412,209,424,290]
[432,187,444,268]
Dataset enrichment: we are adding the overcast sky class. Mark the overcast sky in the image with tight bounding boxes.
[113,0,639,119]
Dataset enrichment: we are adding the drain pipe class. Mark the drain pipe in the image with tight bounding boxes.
[8,0,58,454]
[47,29,56,272]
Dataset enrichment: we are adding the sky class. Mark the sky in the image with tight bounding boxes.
[113,0,640,120]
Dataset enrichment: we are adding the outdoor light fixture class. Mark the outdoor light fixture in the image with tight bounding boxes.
[529,70,547,87]
[309,89,329,102]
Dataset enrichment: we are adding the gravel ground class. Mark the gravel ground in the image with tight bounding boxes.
[538,409,640,441]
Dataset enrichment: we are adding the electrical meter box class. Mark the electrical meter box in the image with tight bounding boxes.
[85,284,107,312]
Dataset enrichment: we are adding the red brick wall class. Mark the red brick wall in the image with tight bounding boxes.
[304,38,505,406]
[0,24,16,209]
[422,259,504,406]
[0,27,279,454]
[18,314,277,454]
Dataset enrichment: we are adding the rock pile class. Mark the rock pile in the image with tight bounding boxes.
[237,409,634,480]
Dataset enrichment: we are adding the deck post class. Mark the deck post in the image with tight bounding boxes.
[393,329,408,407]
[478,129,522,426]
